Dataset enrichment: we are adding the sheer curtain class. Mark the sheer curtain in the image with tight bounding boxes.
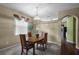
[14,18,28,35]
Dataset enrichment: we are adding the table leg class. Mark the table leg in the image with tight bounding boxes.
[33,44,35,55]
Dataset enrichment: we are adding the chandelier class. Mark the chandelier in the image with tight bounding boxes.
[34,6,40,20]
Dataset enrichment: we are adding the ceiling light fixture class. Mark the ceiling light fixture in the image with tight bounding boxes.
[34,6,40,20]
[52,18,58,20]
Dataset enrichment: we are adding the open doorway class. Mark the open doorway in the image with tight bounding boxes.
[61,15,77,54]
[61,17,67,42]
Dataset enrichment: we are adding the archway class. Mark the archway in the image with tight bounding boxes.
[60,15,78,54]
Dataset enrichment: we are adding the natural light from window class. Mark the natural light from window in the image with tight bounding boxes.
[15,18,28,35]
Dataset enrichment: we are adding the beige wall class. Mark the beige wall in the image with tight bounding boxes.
[34,21,61,45]
[58,7,79,49]
[0,17,19,48]
[0,5,32,48]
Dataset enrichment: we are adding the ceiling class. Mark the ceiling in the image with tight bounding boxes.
[0,3,79,21]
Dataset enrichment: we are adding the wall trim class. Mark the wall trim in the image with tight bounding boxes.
[0,43,20,51]
[48,41,61,46]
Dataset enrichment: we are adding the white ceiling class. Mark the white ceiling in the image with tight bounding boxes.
[0,3,79,21]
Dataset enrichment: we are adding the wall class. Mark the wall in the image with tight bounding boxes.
[0,16,19,48]
[34,21,61,45]
[0,5,31,48]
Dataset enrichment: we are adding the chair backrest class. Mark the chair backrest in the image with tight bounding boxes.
[44,33,48,43]
[19,34,26,48]
[28,32,32,37]
[36,34,39,39]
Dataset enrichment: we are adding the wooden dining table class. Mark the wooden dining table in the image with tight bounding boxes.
[27,36,44,55]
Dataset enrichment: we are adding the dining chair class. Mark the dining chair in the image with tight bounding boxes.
[42,33,48,49]
[36,34,39,39]
[19,34,34,55]
[36,34,40,49]
[28,32,32,37]
[36,33,48,50]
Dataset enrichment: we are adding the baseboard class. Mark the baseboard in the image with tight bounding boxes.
[66,39,74,44]
[48,41,61,46]
[0,43,20,51]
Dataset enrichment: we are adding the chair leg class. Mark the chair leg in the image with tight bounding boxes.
[26,49,28,55]
[37,43,38,49]
[33,45,35,55]
[43,44,45,51]
[40,44,42,48]
[45,43,47,49]
[21,48,23,55]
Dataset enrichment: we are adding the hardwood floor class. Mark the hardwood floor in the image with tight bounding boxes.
[61,40,76,55]
[0,43,60,55]
[0,40,79,55]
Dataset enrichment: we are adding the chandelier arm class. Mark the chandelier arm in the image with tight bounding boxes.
[36,7,38,16]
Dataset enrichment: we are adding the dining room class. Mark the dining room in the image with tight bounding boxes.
[0,3,79,55]
[0,3,61,55]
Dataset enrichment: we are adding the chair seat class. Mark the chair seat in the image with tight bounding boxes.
[37,38,45,44]
[24,41,34,49]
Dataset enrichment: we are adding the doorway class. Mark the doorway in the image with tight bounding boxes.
[61,16,77,55]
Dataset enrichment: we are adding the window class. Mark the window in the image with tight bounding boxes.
[15,18,28,35]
